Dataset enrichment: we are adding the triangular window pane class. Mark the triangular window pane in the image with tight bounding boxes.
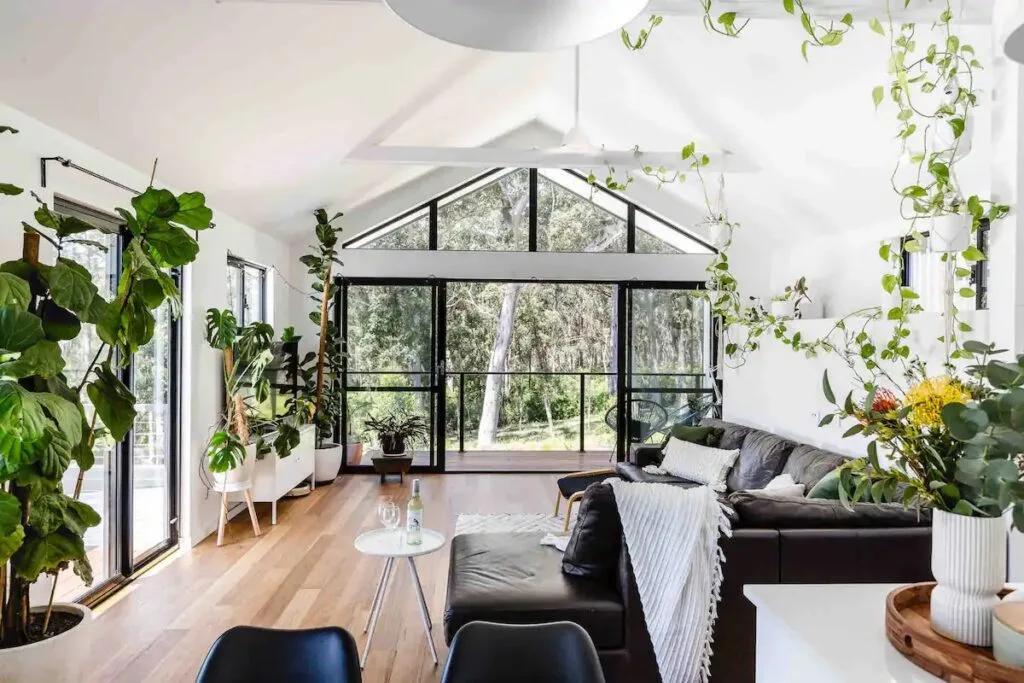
[536,169,626,253]
[354,208,429,249]
[635,209,712,254]
[439,169,529,251]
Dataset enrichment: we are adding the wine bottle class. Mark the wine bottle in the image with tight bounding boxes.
[406,479,423,545]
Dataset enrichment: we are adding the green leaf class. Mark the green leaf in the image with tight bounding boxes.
[718,11,736,26]
[0,382,49,441]
[0,183,23,196]
[0,273,31,310]
[783,0,795,14]
[145,222,199,267]
[872,86,884,109]
[86,362,137,442]
[820,31,843,47]
[34,392,83,446]
[12,528,86,583]
[0,340,65,379]
[842,423,864,438]
[881,274,898,294]
[951,499,974,517]
[800,40,810,61]
[840,13,853,27]
[0,306,44,353]
[963,245,986,262]
[171,191,213,230]
[959,287,975,299]
[47,258,98,315]
[55,215,103,238]
[869,17,885,35]
[131,188,178,229]
[822,371,836,404]
[38,301,81,342]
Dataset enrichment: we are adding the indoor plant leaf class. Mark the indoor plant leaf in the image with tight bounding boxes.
[0,305,44,353]
[0,381,50,440]
[38,300,81,341]
[171,191,213,230]
[11,528,86,583]
[131,187,179,228]
[0,340,66,379]
[46,257,98,314]
[0,272,31,310]
[145,222,199,267]
[86,362,137,442]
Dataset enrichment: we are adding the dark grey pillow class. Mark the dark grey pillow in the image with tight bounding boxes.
[781,445,849,489]
[699,418,753,451]
[726,429,796,492]
[727,491,931,529]
[562,483,622,581]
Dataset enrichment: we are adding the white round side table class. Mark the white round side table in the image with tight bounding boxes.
[354,528,446,669]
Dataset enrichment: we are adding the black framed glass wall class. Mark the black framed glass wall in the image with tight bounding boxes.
[227,255,267,326]
[53,196,181,603]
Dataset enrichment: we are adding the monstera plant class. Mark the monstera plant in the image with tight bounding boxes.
[0,125,213,653]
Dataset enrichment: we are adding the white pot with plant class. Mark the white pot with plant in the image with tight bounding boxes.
[930,211,971,253]
[704,216,731,250]
[770,277,812,319]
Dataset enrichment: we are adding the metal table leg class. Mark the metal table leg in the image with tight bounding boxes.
[364,557,393,633]
[407,557,438,665]
[361,557,395,669]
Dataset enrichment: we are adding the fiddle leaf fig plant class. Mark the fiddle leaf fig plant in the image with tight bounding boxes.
[1,125,214,647]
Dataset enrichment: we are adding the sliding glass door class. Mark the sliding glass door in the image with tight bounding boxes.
[341,279,443,471]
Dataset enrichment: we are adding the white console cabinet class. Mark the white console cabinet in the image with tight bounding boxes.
[231,425,316,524]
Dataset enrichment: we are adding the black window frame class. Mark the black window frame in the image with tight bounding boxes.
[227,255,268,326]
[900,219,989,311]
[342,167,716,254]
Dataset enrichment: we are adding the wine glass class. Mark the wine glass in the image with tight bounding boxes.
[378,499,400,535]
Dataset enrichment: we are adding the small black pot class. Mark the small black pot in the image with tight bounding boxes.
[380,435,406,455]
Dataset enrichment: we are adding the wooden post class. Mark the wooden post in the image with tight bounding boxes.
[313,263,333,418]
[23,232,39,267]
[223,346,249,444]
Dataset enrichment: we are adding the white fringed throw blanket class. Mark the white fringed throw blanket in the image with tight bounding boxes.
[608,481,731,683]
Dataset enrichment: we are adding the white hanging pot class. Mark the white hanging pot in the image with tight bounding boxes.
[314,442,344,484]
[706,219,730,249]
[930,213,971,253]
[930,509,1007,646]
[770,299,795,319]
[0,604,93,683]
[210,444,256,492]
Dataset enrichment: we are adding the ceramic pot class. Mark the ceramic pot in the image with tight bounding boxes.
[770,299,795,319]
[707,220,730,249]
[381,435,406,455]
[930,509,1006,646]
[314,442,344,484]
[210,444,256,492]
[0,604,93,683]
[930,213,971,253]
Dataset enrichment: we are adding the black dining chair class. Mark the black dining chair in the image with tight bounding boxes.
[196,625,361,683]
[441,621,606,683]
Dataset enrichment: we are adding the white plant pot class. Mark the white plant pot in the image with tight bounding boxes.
[930,509,1007,646]
[930,213,971,253]
[707,220,730,249]
[0,604,93,683]
[210,444,256,492]
[314,442,344,484]
[770,299,795,319]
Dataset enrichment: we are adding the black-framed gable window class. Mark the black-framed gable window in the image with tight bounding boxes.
[343,168,714,256]
[227,255,267,326]
[900,219,989,312]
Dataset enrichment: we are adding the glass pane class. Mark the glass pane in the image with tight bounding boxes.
[359,210,429,250]
[634,210,713,254]
[131,299,173,559]
[438,169,530,251]
[58,229,117,601]
[346,285,434,373]
[243,266,264,324]
[346,391,432,467]
[536,169,626,253]
[227,263,244,323]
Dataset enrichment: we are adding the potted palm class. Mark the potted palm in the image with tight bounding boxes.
[0,125,214,680]
[298,208,345,484]
[365,413,429,455]
[824,340,1024,646]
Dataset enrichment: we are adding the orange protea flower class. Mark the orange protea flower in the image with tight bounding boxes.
[871,387,899,414]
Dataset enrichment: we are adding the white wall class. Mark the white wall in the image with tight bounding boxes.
[0,102,296,548]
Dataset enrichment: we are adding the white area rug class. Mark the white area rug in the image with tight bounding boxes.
[455,512,572,536]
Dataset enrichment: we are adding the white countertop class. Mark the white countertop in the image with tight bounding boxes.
[743,584,942,683]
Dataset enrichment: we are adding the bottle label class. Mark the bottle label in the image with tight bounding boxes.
[407,510,423,544]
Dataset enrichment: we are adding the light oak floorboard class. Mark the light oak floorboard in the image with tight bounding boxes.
[85,473,560,683]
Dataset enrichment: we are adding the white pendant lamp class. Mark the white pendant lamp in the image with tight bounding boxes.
[382,0,650,52]
[1006,17,1024,65]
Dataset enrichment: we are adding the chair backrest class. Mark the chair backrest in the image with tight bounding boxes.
[603,400,669,442]
[196,625,361,683]
[441,621,606,683]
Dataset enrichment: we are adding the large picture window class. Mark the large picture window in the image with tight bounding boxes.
[227,255,267,325]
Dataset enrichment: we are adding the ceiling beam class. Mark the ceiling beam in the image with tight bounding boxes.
[344,145,759,172]
[218,0,990,23]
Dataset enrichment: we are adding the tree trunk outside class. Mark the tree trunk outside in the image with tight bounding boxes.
[477,282,522,446]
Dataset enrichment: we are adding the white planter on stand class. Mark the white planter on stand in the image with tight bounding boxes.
[770,299,795,319]
[209,444,256,492]
[314,442,344,484]
[930,213,971,253]
[0,604,93,683]
[930,509,1007,646]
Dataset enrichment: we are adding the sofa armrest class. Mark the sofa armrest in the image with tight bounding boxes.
[631,446,663,468]
[778,527,933,583]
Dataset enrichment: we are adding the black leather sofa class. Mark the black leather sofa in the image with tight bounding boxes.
[444,418,934,683]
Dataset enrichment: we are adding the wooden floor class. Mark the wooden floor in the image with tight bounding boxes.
[85,473,560,683]
[383,450,613,472]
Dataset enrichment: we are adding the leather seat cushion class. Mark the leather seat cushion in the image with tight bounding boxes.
[444,533,625,650]
[698,418,754,451]
[781,445,849,489]
[726,429,796,492]
[727,491,932,528]
[614,462,700,487]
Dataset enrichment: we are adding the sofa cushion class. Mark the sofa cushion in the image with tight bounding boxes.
[661,438,740,492]
[445,533,625,649]
[614,462,700,487]
[666,424,723,448]
[726,429,796,492]
[781,445,849,489]
[699,418,753,451]
[727,491,932,529]
[562,483,623,581]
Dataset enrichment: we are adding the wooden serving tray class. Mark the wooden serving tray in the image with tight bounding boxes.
[886,582,1024,682]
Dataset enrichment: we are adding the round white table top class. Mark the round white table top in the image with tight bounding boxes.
[354,528,445,558]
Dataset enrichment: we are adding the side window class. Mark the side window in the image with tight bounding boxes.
[900,223,987,313]
[227,256,267,325]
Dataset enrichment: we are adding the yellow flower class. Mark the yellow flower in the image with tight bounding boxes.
[905,376,971,429]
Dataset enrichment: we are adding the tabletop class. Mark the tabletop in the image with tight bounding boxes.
[354,528,446,558]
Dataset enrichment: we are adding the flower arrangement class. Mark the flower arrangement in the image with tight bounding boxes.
[821,340,1024,528]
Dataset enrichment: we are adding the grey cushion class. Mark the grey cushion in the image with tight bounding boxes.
[727,491,932,529]
[781,445,849,489]
[726,429,796,492]
[614,462,700,487]
[699,418,753,451]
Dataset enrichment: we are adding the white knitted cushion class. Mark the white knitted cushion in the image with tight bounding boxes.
[756,473,806,498]
[660,437,740,492]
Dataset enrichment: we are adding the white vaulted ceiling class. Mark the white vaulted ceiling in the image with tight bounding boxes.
[0,0,993,244]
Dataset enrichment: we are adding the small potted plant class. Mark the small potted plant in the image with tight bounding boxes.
[364,413,429,455]
[770,277,812,319]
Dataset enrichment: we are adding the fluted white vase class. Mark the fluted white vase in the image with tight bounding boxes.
[930,509,1006,646]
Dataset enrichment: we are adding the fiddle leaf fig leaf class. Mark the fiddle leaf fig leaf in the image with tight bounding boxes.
[0,306,44,353]
[39,301,81,342]
[131,188,178,229]
[0,382,48,441]
[12,528,86,583]
[172,191,213,230]
[0,340,65,379]
[0,273,32,310]
[47,258,98,315]
[86,362,136,442]
[0,183,23,196]
[145,222,199,267]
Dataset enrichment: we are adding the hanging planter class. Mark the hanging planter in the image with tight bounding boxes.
[930,509,1006,646]
[930,213,970,253]
[706,218,731,249]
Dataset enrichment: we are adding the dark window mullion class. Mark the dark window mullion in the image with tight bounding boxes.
[528,169,538,252]
[626,205,636,254]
